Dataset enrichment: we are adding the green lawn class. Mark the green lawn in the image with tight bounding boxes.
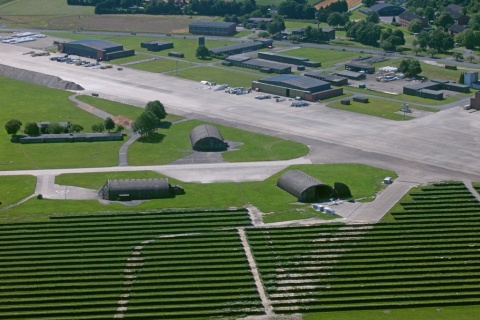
[344,86,470,106]
[127,119,309,165]
[0,77,123,170]
[75,96,183,123]
[128,58,194,73]
[0,175,36,209]
[328,96,418,121]
[4,163,394,222]
[280,47,362,68]
[0,0,94,15]
[174,66,263,88]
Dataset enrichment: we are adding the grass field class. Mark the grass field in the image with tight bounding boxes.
[0,77,124,170]
[328,96,417,121]
[76,96,184,124]
[1,164,394,222]
[0,175,36,208]
[281,47,362,68]
[0,0,94,15]
[127,119,309,165]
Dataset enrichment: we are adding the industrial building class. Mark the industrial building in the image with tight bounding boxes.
[344,62,375,74]
[19,132,123,144]
[304,72,348,86]
[277,170,335,203]
[252,75,343,101]
[404,79,470,100]
[189,21,236,36]
[224,55,291,74]
[258,52,321,67]
[335,70,366,80]
[189,124,228,152]
[246,17,272,27]
[98,178,182,201]
[140,40,173,52]
[58,39,134,61]
[210,42,265,56]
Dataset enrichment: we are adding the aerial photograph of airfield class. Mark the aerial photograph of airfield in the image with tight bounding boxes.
[1,0,480,319]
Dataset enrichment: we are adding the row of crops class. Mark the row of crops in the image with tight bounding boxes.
[0,209,264,319]
[246,182,480,313]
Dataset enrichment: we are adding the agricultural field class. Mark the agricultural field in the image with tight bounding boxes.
[2,181,480,319]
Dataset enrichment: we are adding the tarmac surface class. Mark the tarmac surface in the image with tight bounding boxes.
[2,41,480,222]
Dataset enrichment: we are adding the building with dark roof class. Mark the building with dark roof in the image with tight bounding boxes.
[404,79,470,100]
[19,132,123,144]
[361,3,405,16]
[189,21,236,36]
[277,170,335,202]
[210,42,265,56]
[246,17,272,27]
[398,11,428,27]
[252,75,343,101]
[140,40,173,52]
[99,178,175,201]
[304,72,348,86]
[345,62,375,74]
[258,52,321,67]
[335,70,366,80]
[443,7,469,25]
[189,124,227,152]
[448,24,468,36]
[224,55,291,74]
[58,39,134,61]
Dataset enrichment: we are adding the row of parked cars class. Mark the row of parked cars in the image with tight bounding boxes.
[49,55,113,69]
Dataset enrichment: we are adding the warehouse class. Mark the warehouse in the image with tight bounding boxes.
[19,132,123,144]
[225,55,291,74]
[140,40,173,52]
[252,75,343,101]
[277,170,335,202]
[335,70,366,80]
[98,178,177,201]
[360,3,405,16]
[304,72,348,86]
[210,42,265,56]
[258,52,321,67]
[344,62,375,74]
[58,39,134,61]
[189,21,236,36]
[190,124,228,152]
[403,82,443,100]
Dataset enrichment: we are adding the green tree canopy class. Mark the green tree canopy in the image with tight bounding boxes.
[92,123,105,133]
[23,122,40,135]
[69,124,84,133]
[4,119,22,136]
[145,100,167,122]
[366,11,380,24]
[132,111,158,137]
[408,19,424,34]
[398,59,422,78]
[104,117,115,132]
[195,45,210,59]
[48,123,66,134]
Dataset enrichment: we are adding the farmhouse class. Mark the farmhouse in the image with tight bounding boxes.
[58,39,134,61]
[189,21,236,36]
[360,3,405,16]
[224,55,291,74]
[189,124,228,152]
[252,75,343,101]
[98,178,179,201]
[277,170,335,202]
[140,40,173,52]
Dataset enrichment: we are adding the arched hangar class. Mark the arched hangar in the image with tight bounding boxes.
[189,124,227,152]
[99,178,181,201]
[277,170,336,203]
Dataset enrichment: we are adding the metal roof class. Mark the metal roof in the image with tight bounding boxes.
[259,52,309,62]
[190,21,236,28]
[336,70,365,78]
[260,75,329,90]
[189,124,225,151]
[225,55,251,62]
[68,39,122,50]
[398,11,423,21]
[142,40,172,45]
[404,81,438,90]
[304,72,347,82]
[210,42,262,54]
[369,3,401,12]
[277,170,335,202]
[246,59,291,70]
[345,62,375,69]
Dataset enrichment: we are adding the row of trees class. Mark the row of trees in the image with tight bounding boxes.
[132,100,167,137]
[4,120,85,137]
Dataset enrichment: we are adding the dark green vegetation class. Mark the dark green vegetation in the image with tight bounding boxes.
[247,181,480,314]
[0,208,263,319]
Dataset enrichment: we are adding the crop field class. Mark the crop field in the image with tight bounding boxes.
[0,208,263,319]
[2,181,480,318]
[247,181,480,314]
